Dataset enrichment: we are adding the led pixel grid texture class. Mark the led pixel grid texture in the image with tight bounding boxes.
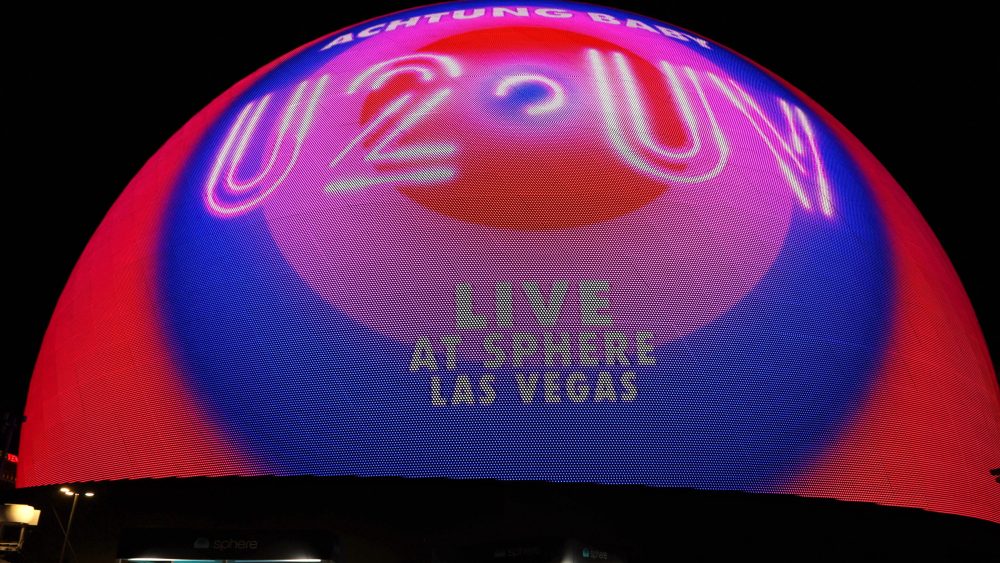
[21,2,1000,524]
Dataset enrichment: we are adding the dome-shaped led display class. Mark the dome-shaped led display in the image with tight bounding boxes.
[21,2,999,523]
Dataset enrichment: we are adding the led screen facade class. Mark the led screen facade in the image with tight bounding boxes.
[21,2,1000,523]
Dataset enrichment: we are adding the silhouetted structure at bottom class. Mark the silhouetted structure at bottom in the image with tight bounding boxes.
[3,476,998,561]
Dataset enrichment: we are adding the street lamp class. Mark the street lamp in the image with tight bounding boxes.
[57,487,94,563]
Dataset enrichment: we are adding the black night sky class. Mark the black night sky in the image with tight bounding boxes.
[6,2,995,429]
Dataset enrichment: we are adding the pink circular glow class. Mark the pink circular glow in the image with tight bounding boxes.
[260,18,795,345]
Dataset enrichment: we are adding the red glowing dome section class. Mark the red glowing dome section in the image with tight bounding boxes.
[394,27,678,229]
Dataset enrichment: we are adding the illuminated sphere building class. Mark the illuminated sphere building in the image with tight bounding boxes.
[17,2,1000,560]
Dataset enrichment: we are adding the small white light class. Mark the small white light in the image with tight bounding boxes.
[59,487,70,493]
[84,492,95,497]
[63,490,74,496]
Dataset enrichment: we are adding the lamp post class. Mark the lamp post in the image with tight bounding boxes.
[57,487,94,563]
